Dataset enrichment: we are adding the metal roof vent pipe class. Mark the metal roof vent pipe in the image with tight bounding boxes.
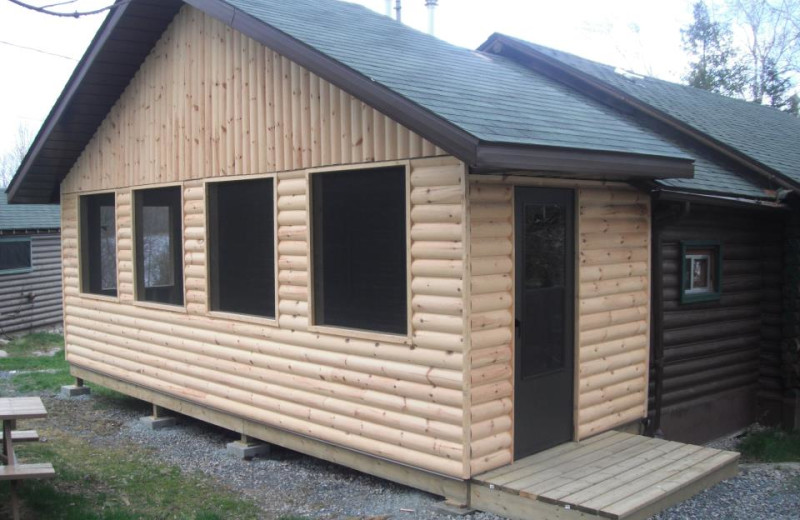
[395,0,402,21]
[426,0,438,35]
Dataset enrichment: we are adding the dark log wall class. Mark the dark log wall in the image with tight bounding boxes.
[650,202,784,444]
[0,233,63,335]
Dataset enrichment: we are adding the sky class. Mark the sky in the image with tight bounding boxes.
[0,0,700,160]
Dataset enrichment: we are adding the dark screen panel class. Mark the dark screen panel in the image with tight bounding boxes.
[209,178,275,318]
[312,167,407,334]
[0,240,31,272]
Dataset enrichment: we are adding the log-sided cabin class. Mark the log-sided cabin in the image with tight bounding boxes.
[6,1,775,518]
[480,35,800,445]
[0,192,62,334]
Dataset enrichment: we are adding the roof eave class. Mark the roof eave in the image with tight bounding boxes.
[474,143,694,180]
[483,34,800,193]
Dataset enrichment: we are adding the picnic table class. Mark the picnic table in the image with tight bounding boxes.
[1,397,55,520]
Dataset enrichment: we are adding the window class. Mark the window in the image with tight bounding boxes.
[80,193,117,296]
[134,187,183,305]
[681,241,722,303]
[312,166,407,335]
[208,178,275,318]
[0,238,32,274]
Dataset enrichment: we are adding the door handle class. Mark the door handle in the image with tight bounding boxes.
[515,319,521,338]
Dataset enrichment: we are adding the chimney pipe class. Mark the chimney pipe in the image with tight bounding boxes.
[395,0,402,22]
[425,0,438,35]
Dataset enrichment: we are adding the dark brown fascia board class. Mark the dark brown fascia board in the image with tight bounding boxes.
[473,143,694,180]
[654,188,787,211]
[184,0,481,166]
[482,34,800,193]
[5,0,133,204]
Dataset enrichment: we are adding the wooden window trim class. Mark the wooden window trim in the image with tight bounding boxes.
[680,240,722,304]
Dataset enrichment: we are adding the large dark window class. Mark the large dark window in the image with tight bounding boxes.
[208,178,275,318]
[312,167,407,335]
[0,238,32,274]
[80,193,117,296]
[135,187,183,305]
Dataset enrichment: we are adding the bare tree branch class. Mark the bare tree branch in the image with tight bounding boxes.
[6,0,126,18]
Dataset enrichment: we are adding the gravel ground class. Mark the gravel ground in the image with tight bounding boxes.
[42,392,502,520]
[35,392,800,520]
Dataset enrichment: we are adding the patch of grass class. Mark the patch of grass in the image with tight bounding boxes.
[1,332,71,394]
[3,332,64,356]
[1,436,261,519]
[738,428,800,462]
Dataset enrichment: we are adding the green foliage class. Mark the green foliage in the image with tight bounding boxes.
[682,1,748,97]
[738,428,800,462]
[1,332,71,394]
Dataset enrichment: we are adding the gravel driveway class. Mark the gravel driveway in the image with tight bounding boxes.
[39,392,800,519]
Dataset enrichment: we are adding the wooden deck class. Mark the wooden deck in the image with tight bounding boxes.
[471,431,739,520]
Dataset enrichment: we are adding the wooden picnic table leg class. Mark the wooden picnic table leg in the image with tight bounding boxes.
[3,419,21,520]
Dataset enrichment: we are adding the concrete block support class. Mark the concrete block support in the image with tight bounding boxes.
[61,378,91,397]
[227,434,270,460]
[140,404,177,430]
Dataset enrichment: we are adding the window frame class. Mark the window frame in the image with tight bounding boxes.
[0,236,33,275]
[307,161,412,344]
[680,240,723,304]
[79,191,119,298]
[132,184,185,309]
[205,174,279,325]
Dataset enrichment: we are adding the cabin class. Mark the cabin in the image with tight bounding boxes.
[480,35,800,444]
[7,1,781,518]
[0,192,61,335]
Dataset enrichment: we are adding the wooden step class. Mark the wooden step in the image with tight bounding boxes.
[0,463,55,481]
[0,430,40,443]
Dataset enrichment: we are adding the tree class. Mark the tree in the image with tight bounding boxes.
[682,0,800,113]
[728,0,800,107]
[683,1,748,97]
[0,125,35,189]
[6,0,124,18]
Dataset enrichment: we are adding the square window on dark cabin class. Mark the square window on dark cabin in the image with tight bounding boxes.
[681,241,722,303]
[0,238,32,274]
[208,178,276,318]
[80,193,117,296]
[311,166,407,335]
[134,187,183,306]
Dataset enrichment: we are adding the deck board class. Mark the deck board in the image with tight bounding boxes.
[472,432,739,520]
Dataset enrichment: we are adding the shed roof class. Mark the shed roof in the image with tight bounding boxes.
[482,35,800,194]
[7,0,694,203]
[0,192,60,232]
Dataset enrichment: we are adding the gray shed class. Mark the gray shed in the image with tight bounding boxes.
[0,192,62,335]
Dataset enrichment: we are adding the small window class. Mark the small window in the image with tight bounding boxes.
[681,241,722,303]
[312,166,407,335]
[208,178,275,318]
[0,238,32,274]
[80,193,117,296]
[135,187,183,306]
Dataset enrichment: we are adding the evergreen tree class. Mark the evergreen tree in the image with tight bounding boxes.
[682,1,748,97]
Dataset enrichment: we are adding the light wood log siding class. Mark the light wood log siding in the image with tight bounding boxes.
[61,6,444,195]
[467,182,514,475]
[576,186,650,439]
[467,177,650,472]
[0,233,62,334]
[61,155,469,478]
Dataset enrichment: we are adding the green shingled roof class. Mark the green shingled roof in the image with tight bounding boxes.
[0,191,60,232]
[226,0,689,161]
[498,37,800,189]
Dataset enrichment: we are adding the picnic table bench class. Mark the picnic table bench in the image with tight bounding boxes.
[1,397,55,520]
